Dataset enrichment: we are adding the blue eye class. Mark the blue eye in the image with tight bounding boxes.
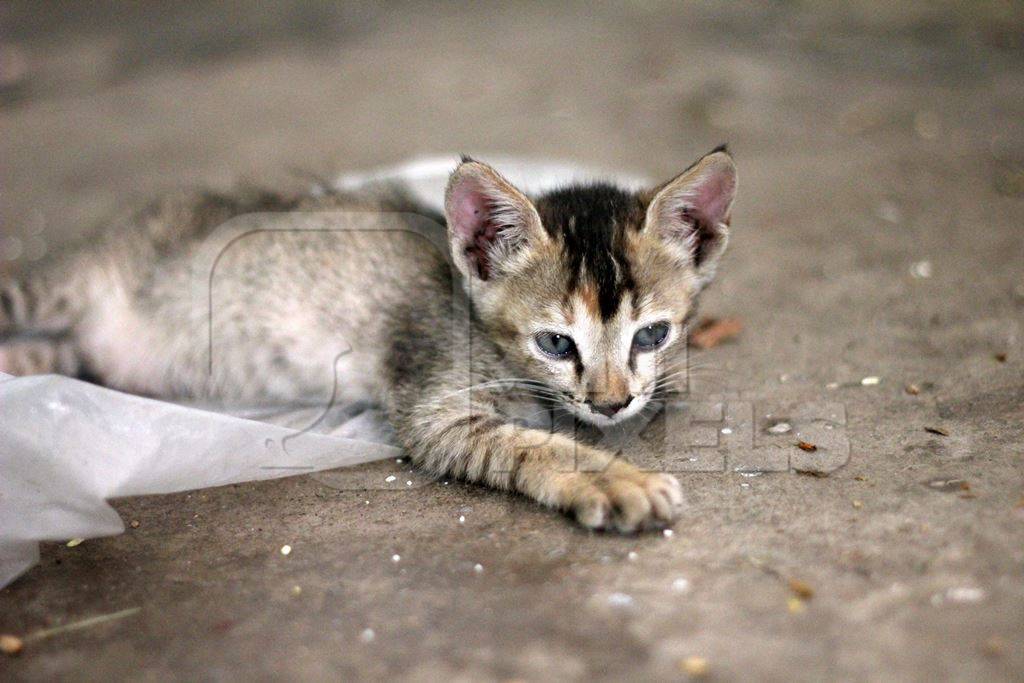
[535,332,577,359]
[633,322,670,350]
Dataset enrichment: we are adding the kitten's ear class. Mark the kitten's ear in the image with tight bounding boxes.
[645,147,737,287]
[445,158,547,282]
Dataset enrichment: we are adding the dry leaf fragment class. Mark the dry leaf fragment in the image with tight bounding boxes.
[129,520,140,529]
[905,384,921,395]
[0,634,23,656]
[788,578,815,599]
[787,597,806,614]
[796,440,818,452]
[690,317,742,349]
[994,353,1007,363]
[925,426,950,436]
[795,468,828,478]
[852,500,863,509]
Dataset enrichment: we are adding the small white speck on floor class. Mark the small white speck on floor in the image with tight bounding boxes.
[861,376,881,386]
[473,563,484,573]
[910,260,933,279]
[663,529,674,538]
[443,481,449,485]
[768,422,792,434]
[826,381,840,390]
[360,628,375,643]
[280,544,292,556]
[720,427,732,435]
[391,554,401,563]
[364,500,370,505]
[627,551,639,561]
[291,585,302,596]
[66,538,83,548]
[385,475,397,483]
[672,577,691,593]
[395,458,404,464]
[607,592,634,607]
[740,482,751,488]
[458,515,466,524]
[406,480,412,486]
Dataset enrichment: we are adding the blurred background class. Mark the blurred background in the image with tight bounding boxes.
[1,2,1022,680]
[2,1,1021,251]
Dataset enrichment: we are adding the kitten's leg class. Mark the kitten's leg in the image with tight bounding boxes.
[0,338,81,376]
[405,413,684,532]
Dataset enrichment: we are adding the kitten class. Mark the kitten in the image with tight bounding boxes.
[0,147,737,532]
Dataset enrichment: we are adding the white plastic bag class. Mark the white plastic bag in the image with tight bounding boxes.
[0,372,402,587]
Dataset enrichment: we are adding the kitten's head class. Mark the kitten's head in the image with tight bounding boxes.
[444,147,736,427]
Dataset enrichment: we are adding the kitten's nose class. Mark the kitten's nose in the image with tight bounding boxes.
[588,396,633,418]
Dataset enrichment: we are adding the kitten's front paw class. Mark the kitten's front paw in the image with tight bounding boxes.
[571,470,684,533]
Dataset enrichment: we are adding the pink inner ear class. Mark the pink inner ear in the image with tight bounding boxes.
[690,168,736,226]
[451,180,501,280]
[451,181,487,241]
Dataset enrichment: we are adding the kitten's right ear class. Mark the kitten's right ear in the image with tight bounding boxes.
[645,147,737,288]
[444,158,547,282]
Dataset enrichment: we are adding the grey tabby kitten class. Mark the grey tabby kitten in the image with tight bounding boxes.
[0,147,737,532]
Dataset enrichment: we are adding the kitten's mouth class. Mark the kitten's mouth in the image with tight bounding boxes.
[568,395,648,428]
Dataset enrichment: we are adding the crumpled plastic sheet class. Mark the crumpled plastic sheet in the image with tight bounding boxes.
[0,156,648,588]
[0,372,403,587]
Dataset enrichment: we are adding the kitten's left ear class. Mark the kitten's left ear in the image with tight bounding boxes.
[645,147,737,287]
[444,158,547,283]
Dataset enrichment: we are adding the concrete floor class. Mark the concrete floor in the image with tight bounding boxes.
[1,2,1022,680]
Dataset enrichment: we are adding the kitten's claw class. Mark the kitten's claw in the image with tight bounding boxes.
[571,471,684,533]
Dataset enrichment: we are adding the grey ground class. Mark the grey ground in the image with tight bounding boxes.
[1,2,1022,680]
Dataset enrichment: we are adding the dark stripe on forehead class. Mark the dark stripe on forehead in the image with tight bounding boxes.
[534,183,645,321]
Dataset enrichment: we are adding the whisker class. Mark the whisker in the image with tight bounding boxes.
[432,378,565,402]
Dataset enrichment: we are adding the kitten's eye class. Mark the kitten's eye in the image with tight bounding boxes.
[633,322,670,350]
[535,332,577,359]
